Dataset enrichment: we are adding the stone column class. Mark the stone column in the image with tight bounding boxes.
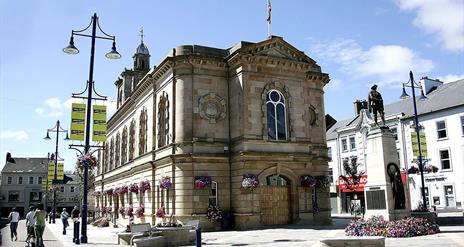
[364,127,410,220]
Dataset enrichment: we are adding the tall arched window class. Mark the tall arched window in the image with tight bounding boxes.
[110,137,115,170]
[266,90,287,140]
[115,132,120,167]
[129,119,136,161]
[158,94,169,148]
[104,143,109,172]
[121,126,128,164]
[139,108,147,155]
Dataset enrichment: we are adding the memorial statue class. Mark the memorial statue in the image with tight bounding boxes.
[368,84,385,126]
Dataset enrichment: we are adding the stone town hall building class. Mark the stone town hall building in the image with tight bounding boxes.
[95,36,331,229]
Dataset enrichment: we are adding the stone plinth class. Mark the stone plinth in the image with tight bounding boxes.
[318,237,385,247]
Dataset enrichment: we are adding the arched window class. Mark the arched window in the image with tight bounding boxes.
[110,137,115,170]
[129,119,136,161]
[158,94,169,148]
[139,108,147,155]
[121,126,128,164]
[266,90,287,140]
[104,143,109,172]
[115,132,120,167]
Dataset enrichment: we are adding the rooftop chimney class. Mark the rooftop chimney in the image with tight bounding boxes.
[353,100,368,116]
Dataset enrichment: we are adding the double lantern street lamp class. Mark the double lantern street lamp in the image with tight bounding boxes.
[63,13,120,243]
[44,120,69,224]
[400,71,428,210]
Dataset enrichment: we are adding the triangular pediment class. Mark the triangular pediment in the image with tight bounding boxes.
[245,36,317,65]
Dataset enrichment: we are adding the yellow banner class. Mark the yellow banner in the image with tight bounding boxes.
[47,161,55,180]
[92,105,107,142]
[411,131,427,157]
[57,163,64,180]
[41,179,47,191]
[70,103,86,141]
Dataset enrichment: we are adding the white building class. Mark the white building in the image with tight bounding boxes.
[327,78,464,214]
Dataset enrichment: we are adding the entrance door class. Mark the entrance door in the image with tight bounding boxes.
[260,175,291,225]
[444,185,455,207]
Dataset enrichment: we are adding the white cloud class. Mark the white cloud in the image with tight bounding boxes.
[65,97,117,117]
[310,39,434,86]
[437,74,464,83]
[325,78,343,91]
[395,0,464,53]
[0,130,29,140]
[35,97,64,117]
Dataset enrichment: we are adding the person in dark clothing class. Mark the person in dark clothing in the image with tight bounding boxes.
[71,206,80,221]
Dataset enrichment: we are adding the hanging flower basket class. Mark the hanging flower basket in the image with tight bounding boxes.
[315,176,330,188]
[126,204,134,217]
[300,175,317,187]
[119,207,126,217]
[76,153,98,170]
[194,176,212,189]
[155,207,165,218]
[407,166,419,174]
[139,180,151,193]
[424,165,439,173]
[117,185,128,195]
[135,206,145,218]
[129,183,139,194]
[50,185,60,192]
[159,177,172,190]
[207,205,223,222]
[241,174,259,189]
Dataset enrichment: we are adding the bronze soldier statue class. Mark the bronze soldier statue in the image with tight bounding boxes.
[368,84,385,126]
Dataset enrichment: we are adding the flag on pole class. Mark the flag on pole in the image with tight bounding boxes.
[267,0,272,24]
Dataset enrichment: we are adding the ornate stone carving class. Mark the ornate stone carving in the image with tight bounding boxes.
[198,93,226,123]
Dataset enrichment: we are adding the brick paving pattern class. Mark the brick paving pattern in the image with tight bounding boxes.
[0,219,63,247]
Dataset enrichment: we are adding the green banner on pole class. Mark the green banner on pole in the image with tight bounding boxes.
[411,131,427,157]
[70,103,86,140]
[57,163,64,180]
[47,161,55,181]
[92,105,107,142]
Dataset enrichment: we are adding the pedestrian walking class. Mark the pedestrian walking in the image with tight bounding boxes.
[33,203,46,247]
[61,208,69,235]
[25,206,36,244]
[71,206,80,221]
[8,207,20,241]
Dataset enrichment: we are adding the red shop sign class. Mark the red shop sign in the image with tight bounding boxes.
[338,175,367,192]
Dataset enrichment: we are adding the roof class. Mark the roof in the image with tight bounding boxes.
[2,157,48,173]
[385,79,464,118]
[326,79,464,139]
[65,174,80,185]
[135,42,149,55]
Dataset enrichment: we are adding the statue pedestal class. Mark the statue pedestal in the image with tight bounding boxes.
[363,127,410,220]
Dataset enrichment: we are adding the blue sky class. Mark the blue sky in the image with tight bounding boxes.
[1,0,463,171]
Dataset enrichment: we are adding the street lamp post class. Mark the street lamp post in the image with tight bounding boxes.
[44,120,69,223]
[63,13,120,243]
[400,71,428,210]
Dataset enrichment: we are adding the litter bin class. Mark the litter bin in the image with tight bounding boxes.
[221,211,235,230]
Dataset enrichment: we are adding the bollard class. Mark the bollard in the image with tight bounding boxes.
[195,227,202,247]
[73,220,80,245]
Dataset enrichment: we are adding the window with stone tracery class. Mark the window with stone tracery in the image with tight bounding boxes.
[139,108,147,155]
[121,126,128,164]
[129,119,136,161]
[104,143,109,172]
[157,93,169,148]
[115,132,120,167]
[110,137,115,170]
[266,89,287,141]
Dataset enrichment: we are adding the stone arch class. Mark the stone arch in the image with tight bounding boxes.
[260,81,294,141]
[258,165,298,187]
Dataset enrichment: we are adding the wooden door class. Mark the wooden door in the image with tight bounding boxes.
[260,186,291,225]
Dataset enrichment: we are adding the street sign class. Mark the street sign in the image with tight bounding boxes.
[70,103,86,140]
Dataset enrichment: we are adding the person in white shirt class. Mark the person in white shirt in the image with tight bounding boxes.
[25,206,36,242]
[8,207,20,241]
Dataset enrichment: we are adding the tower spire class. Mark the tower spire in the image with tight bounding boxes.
[139,27,145,44]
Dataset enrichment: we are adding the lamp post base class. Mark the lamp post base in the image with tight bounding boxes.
[80,235,87,244]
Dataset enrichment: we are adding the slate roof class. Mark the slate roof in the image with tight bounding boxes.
[326,79,464,140]
[2,157,48,173]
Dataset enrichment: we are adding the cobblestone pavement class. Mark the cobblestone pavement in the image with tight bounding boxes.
[0,219,63,247]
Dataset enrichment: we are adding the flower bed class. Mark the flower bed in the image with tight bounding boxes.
[345,216,440,238]
[194,176,212,189]
[241,174,259,189]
